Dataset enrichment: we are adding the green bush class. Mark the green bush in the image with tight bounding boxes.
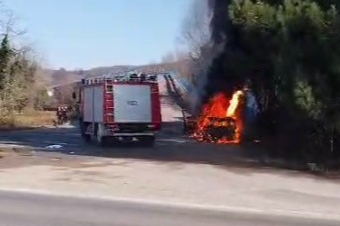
[208,0,340,164]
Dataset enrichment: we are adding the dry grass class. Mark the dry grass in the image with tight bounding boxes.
[0,110,56,130]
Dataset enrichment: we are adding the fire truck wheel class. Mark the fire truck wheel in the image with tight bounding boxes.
[82,133,91,142]
[140,135,155,147]
[80,126,90,142]
[80,121,91,142]
[95,124,106,147]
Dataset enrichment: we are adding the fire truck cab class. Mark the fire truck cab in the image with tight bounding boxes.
[74,73,162,146]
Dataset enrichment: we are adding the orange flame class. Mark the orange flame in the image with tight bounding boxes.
[190,90,244,144]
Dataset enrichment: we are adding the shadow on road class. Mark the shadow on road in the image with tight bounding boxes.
[0,121,322,179]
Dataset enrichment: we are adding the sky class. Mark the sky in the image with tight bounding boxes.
[3,0,192,70]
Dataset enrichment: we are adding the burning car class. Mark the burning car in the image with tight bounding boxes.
[182,109,197,134]
[183,90,244,144]
[203,117,237,143]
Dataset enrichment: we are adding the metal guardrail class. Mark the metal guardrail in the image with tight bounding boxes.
[166,71,193,98]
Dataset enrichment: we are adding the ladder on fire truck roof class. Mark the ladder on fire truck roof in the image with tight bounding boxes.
[82,73,159,85]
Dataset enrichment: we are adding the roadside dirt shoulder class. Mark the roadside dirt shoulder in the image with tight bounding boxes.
[0,153,340,220]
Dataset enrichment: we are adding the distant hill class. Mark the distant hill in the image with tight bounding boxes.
[69,65,137,79]
[43,60,192,87]
[42,68,84,87]
[43,65,132,87]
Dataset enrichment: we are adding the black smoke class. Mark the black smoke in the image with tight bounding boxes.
[208,0,231,44]
[201,0,247,104]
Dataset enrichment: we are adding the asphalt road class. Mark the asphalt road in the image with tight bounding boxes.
[0,190,338,226]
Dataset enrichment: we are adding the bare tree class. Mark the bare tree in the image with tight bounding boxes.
[53,84,76,106]
[174,50,189,61]
[179,0,212,60]
[0,6,27,43]
[0,3,50,114]
[161,51,176,63]
[175,0,228,113]
[175,0,214,84]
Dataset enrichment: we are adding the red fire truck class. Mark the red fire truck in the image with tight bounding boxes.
[73,74,161,146]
